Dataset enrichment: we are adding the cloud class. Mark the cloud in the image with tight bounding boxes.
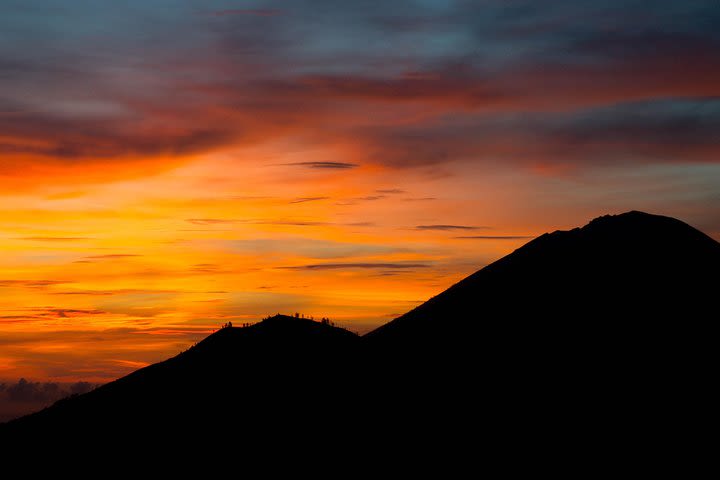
[186,218,238,225]
[373,270,427,277]
[2,379,59,403]
[1,306,107,320]
[286,53,720,113]
[51,290,119,296]
[255,220,332,227]
[349,98,720,170]
[279,262,430,270]
[226,237,406,259]
[0,279,70,288]
[282,161,358,169]
[336,195,386,205]
[1,378,96,402]
[350,195,385,201]
[1,2,719,190]
[253,220,330,227]
[290,197,330,204]
[51,288,184,296]
[191,263,222,273]
[41,308,107,318]
[415,225,489,231]
[249,220,374,227]
[208,9,282,17]
[0,316,45,322]
[0,105,236,176]
[0,378,97,422]
[18,237,90,242]
[84,254,141,260]
[230,195,274,201]
[376,189,405,194]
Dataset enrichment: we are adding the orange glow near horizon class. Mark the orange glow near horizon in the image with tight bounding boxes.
[2,147,717,383]
[1,150,547,382]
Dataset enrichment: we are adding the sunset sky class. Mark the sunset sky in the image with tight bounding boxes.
[1,0,719,392]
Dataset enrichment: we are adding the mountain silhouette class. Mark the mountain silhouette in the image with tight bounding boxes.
[363,211,719,413]
[367,210,719,346]
[2,211,717,451]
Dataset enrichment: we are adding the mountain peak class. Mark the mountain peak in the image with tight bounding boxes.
[524,210,718,255]
[584,210,690,232]
[367,210,720,344]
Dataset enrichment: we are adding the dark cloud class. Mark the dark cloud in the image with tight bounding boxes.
[352,98,720,169]
[69,381,95,395]
[230,195,274,201]
[253,220,330,227]
[208,9,282,17]
[18,237,90,242]
[282,161,358,169]
[2,378,61,403]
[540,99,720,164]
[0,106,236,168]
[573,30,720,63]
[376,189,405,194]
[279,262,429,271]
[337,195,386,205]
[0,316,47,323]
[186,218,238,225]
[1,379,96,402]
[374,270,424,276]
[264,39,720,113]
[51,288,183,296]
[0,378,97,422]
[52,290,118,296]
[290,197,330,204]
[0,279,70,288]
[1,306,106,320]
[84,254,141,260]
[351,195,385,201]
[415,225,489,231]
[250,219,375,227]
[41,308,106,318]
[191,263,222,273]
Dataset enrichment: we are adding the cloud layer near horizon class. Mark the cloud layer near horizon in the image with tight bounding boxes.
[0,378,96,422]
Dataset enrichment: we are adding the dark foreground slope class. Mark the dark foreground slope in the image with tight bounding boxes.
[3,211,718,451]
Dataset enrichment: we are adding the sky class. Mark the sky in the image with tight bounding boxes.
[1,0,719,401]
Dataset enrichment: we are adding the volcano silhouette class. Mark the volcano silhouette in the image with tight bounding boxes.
[367,210,720,346]
[3,211,718,444]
